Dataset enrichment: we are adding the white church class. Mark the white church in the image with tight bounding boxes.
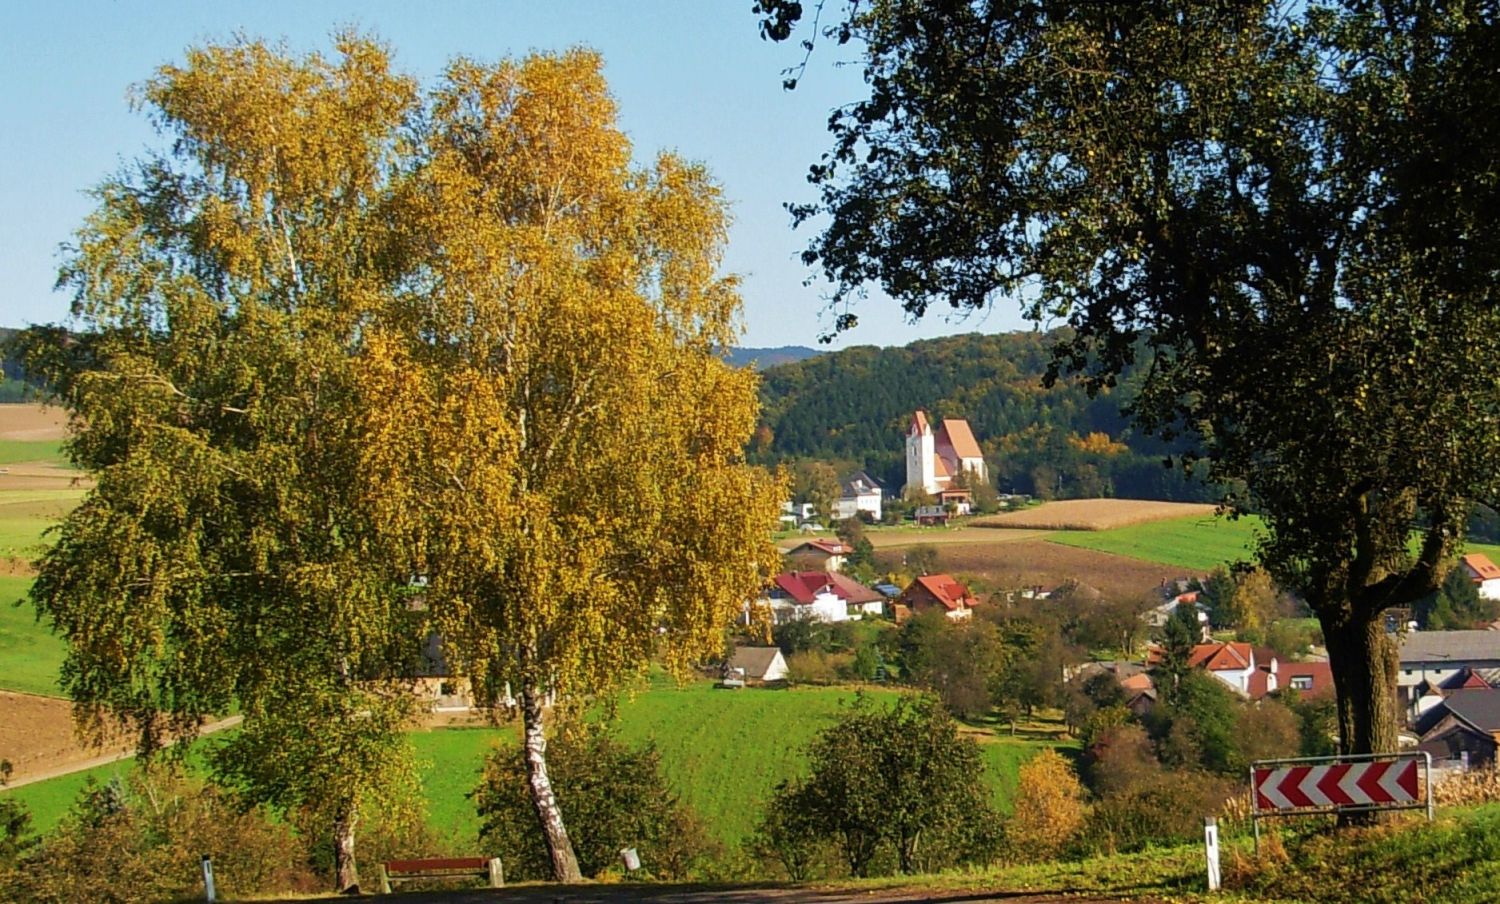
[904,410,986,500]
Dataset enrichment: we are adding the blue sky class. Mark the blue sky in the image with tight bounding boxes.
[0,1,1026,349]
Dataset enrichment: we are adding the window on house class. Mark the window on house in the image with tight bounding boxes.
[1290,676,1313,691]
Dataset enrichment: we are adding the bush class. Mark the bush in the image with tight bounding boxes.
[1083,770,1236,854]
[785,649,853,684]
[3,772,312,904]
[1005,750,1087,861]
[475,723,720,882]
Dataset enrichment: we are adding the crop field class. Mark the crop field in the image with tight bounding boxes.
[875,539,1175,598]
[1048,513,1263,573]
[974,498,1220,531]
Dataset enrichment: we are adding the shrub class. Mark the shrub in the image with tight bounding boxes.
[4,772,312,904]
[1005,750,1087,861]
[785,649,852,684]
[474,723,719,882]
[1083,770,1235,854]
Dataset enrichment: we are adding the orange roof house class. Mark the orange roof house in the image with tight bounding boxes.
[897,573,978,621]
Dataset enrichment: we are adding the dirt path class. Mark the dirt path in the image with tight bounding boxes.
[0,690,240,787]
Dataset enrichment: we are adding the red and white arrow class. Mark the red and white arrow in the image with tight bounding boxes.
[1254,759,1420,812]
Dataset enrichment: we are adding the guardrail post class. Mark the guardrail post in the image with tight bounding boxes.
[200,855,216,903]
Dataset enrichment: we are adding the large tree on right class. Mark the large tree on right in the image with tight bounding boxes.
[763,0,1500,759]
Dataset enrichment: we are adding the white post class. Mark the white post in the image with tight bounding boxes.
[1203,816,1221,892]
[201,855,217,903]
[488,857,504,888]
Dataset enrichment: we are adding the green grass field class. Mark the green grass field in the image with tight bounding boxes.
[12,683,1057,853]
[0,489,81,560]
[0,575,64,696]
[0,439,65,466]
[1047,513,1263,572]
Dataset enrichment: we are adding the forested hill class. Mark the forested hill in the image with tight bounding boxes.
[751,330,1216,502]
[723,345,822,370]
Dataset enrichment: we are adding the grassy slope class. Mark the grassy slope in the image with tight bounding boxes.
[14,684,1056,852]
[1047,513,1263,572]
[415,683,1057,850]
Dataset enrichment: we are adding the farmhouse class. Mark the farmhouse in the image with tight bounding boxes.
[904,409,986,497]
[898,573,978,621]
[1460,553,1500,601]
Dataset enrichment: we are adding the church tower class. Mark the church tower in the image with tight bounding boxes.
[905,410,936,496]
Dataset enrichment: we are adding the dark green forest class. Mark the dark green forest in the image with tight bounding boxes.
[751,330,1218,502]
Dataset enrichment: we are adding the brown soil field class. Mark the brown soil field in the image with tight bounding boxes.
[0,403,67,441]
[973,498,1218,531]
[876,539,1172,599]
[0,691,133,783]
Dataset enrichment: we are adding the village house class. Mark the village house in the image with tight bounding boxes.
[758,570,886,624]
[832,470,884,522]
[904,410,986,497]
[1147,641,1331,700]
[1398,630,1500,708]
[1460,553,1500,601]
[783,538,854,572]
[1415,686,1500,768]
[897,573,978,622]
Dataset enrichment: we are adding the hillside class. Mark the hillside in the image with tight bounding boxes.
[724,345,823,370]
[752,330,1215,501]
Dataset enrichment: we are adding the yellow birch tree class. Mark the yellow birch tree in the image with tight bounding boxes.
[355,51,783,881]
[27,35,421,892]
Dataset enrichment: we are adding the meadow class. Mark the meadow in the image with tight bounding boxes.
[1047,512,1264,573]
[9,682,1059,851]
[0,575,64,697]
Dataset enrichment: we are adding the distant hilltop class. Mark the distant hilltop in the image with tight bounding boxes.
[722,346,822,370]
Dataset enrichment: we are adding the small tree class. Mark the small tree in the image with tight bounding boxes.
[770,695,997,877]
[1005,750,1087,861]
[904,544,939,577]
[475,723,716,882]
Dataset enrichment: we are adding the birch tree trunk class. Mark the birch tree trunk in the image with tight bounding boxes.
[521,680,583,882]
[333,809,359,893]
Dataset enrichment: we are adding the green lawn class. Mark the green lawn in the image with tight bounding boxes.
[0,575,64,696]
[1048,513,1263,572]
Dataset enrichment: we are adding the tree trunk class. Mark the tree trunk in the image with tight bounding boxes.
[520,680,583,882]
[333,809,359,894]
[1321,611,1401,825]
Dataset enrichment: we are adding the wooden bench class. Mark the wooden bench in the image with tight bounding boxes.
[377,857,503,893]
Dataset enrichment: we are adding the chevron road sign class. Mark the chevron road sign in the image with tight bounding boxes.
[1250,753,1433,850]
[1254,758,1420,810]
